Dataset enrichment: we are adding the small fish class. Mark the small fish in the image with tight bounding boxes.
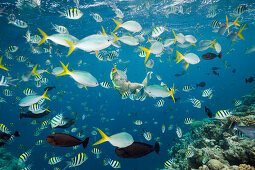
[23,88,36,96]
[233,100,242,107]
[121,91,130,99]
[92,148,102,158]
[35,139,44,145]
[105,158,121,168]
[52,24,69,34]
[189,98,201,108]
[133,120,143,125]
[66,153,88,168]
[162,124,165,133]
[215,110,232,119]
[143,130,152,141]
[0,124,10,134]
[58,8,83,19]
[245,76,255,83]
[48,157,62,165]
[3,89,13,96]
[164,158,174,169]
[212,70,220,76]
[234,129,246,138]
[9,19,28,28]
[182,85,194,92]
[211,20,221,29]
[154,99,164,107]
[18,149,32,165]
[185,150,195,158]
[176,127,182,138]
[205,106,213,118]
[100,81,111,88]
[184,118,193,124]
[202,52,222,60]
[196,82,206,88]
[139,50,146,58]
[232,4,249,16]
[51,114,63,128]
[202,88,213,97]
[6,46,18,53]
[152,27,168,38]
[90,13,103,22]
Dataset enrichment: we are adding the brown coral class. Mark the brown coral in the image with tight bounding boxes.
[240,116,255,126]
[237,164,255,170]
[223,116,241,129]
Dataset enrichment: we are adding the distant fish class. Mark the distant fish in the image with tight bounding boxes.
[233,124,255,139]
[212,67,220,70]
[0,131,20,146]
[184,118,193,124]
[115,142,160,158]
[196,81,206,87]
[46,133,89,148]
[202,52,222,60]
[212,70,219,76]
[245,76,255,83]
[66,153,88,168]
[44,86,56,91]
[176,127,182,138]
[205,106,213,118]
[215,110,232,119]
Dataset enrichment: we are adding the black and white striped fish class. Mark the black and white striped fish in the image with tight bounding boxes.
[5,52,13,60]
[232,4,249,16]
[152,26,168,38]
[189,98,201,108]
[18,149,32,165]
[105,158,121,169]
[143,130,152,141]
[37,98,45,105]
[0,124,10,134]
[40,77,48,84]
[6,46,18,53]
[202,88,213,97]
[106,51,118,61]
[28,104,42,112]
[91,13,103,22]
[96,53,104,61]
[67,153,88,168]
[48,156,62,165]
[91,148,102,158]
[164,158,174,169]
[182,85,194,92]
[52,24,69,34]
[3,89,13,96]
[35,81,42,87]
[184,118,193,124]
[154,99,164,107]
[23,88,36,96]
[50,114,63,128]
[34,74,42,81]
[215,110,232,119]
[59,8,83,20]
[35,140,44,146]
[9,19,28,28]
[121,91,130,99]
[176,127,182,138]
[0,75,9,86]
[100,81,111,88]
[211,20,221,29]
[16,56,27,62]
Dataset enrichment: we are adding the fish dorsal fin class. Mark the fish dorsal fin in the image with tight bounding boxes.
[101,26,107,36]
[41,89,51,101]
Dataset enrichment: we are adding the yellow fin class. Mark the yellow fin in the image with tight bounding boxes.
[45,106,51,112]
[226,15,229,33]
[168,84,175,103]
[31,64,40,77]
[165,28,169,31]
[176,51,184,63]
[0,56,8,71]
[184,62,189,70]
[93,128,110,146]
[237,24,246,40]
[84,86,88,91]
[111,32,119,42]
[37,28,48,46]
[41,89,51,101]
[209,39,216,49]
[192,43,196,47]
[172,30,177,44]
[146,36,150,43]
[139,46,151,63]
[128,33,133,37]
[233,16,240,26]
[112,64,118,73]
[64,39,76,57]
[95,51,98,56]
[56,61,71,76]
[112,19,121,32]
[101,26,107,36]
[44,68,50,74]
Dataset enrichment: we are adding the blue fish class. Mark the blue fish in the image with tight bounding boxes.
[234,124,255,139]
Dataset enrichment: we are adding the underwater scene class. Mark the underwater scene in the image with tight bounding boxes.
[0,0,255,169]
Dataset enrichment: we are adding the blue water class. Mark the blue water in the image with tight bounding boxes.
[0,0,255,169]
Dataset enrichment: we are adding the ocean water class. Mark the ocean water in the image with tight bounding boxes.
[0,0,255,169]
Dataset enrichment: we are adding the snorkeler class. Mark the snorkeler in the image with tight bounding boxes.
[110,64,152,100]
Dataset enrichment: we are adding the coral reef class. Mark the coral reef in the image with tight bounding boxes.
[165,89,255,170]
[0,147,22,170]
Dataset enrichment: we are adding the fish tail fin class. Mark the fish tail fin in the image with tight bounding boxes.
[184,62,189,70]
[37,28,48,45]
[84,86,88,91]
[176,51,184,63]
[192,43,196,47]
[45,106,51,112]
[168,84,175,103]
[82,137,90,149]
[154,142,160,154]
[146,36,150,43]
[56,61,71,76]
[14,131,20,137]
[111,32,119,42]
[64,39,76,57]
[31,64,40,77]
[112,19,121,32]
[44,68,50,74]
[233,16,240,26]
[0,56,8,71]
[209,39,216,49]
[139,46,151,63]
[218,52,222,59]
[172,30,177,44]
[93,128,110,146]
[101,26,107,36]
[237,25,246,40]
[226,15,229,33]
[41,89,51,101]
